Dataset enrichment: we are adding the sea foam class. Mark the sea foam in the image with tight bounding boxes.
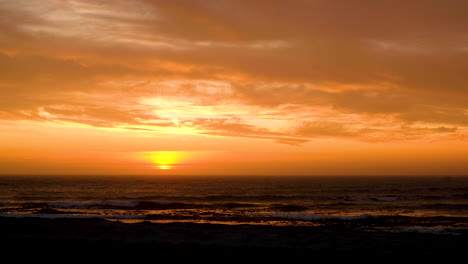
[258,212,383,220]
[47,201,139,208]
[0,212,146,220]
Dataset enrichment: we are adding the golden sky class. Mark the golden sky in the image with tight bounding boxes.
[1,0,468,175]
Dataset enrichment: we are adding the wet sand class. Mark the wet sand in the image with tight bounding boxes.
[1,216,467,258]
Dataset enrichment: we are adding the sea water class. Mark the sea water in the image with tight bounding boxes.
[1,175,467,229]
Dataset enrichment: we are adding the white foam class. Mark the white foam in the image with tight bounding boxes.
[259,212,382,220]
[0,212,146,219]
[0,212,96,219]
[47,201,138,208]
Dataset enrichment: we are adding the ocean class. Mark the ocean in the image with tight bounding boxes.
[1,175,468,233]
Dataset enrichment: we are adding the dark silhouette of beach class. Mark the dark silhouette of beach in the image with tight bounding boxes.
[2,216,466,258]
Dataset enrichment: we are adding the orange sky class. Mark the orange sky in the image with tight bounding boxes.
[1,0,468,176]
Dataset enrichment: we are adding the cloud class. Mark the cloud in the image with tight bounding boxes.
[42,105,166,128]
[186,117,309,145]
[417,126,458,133]
[295,121,355,138]
[400,105,468,126]
[1,0,467,144]
[430,126,458,133]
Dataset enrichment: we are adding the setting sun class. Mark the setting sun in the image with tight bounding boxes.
[141,151,189,170]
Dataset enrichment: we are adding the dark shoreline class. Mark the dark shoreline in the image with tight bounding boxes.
[2,216,467,257]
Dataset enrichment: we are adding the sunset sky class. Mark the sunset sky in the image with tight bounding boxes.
[1,0,468,175]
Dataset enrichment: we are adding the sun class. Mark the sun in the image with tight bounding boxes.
[141,151,189,170]
[158,165,172,170]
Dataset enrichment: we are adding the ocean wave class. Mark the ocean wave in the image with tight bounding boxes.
[453,193,468,199]
[258,212,384,220]
[48,201,139,208]
[419,203,468,210]
[325,196,399,202]
[373,197,399,202]
[117,194,454,203]
[43,201,259,210]
[6,193,467,206]
[115,195,321,202]
[0,213,94,219]
[0,212,146,220]
[268,204,309,212]
[46,201,196,210]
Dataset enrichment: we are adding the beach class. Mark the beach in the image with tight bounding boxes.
[2,215,467,258]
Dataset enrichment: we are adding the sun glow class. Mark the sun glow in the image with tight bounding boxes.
[141,151,190,170]
[158,165,172,170]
